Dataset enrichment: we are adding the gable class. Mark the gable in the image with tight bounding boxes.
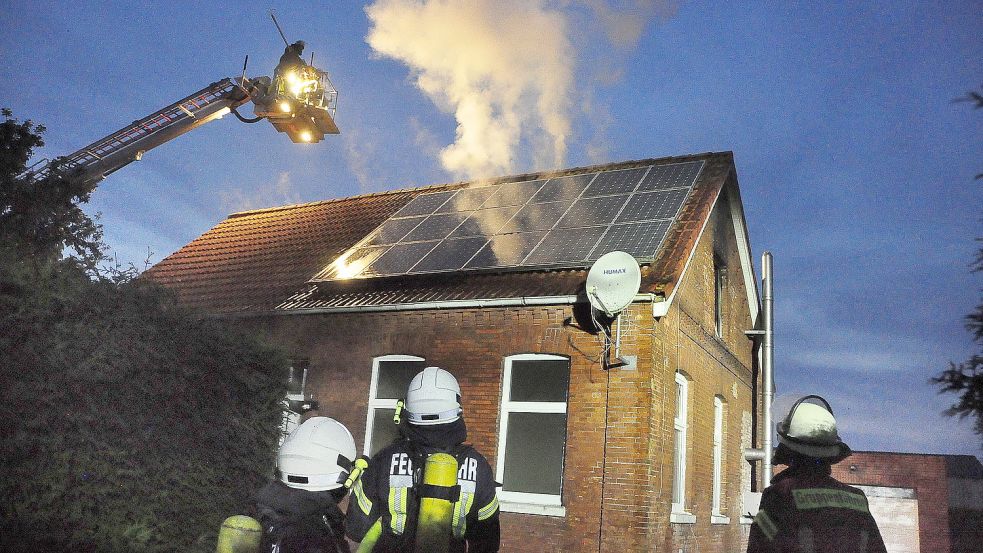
[651,173,760,327]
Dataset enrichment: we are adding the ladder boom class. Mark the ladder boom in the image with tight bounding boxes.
[32,78,251,185]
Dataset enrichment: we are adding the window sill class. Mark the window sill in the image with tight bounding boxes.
[669,511,696,524]
[711,514,730,525]
[740,515,755,525]
[500,500,566,517]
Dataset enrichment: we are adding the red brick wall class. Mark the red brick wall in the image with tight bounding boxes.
[831,451,951,553]
[655,182,757,553]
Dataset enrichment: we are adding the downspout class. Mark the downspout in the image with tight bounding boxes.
[745,251,774,489]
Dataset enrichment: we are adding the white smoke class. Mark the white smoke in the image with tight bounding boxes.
[582,0,677,51]
[364,1,676,179]
[365,0,574,179]
[220,171,301,212]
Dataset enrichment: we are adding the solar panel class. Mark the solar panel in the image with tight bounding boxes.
[448,206,520,238]
[436,187,497,212]
[637,161,703,192]
[556,195,629,228]
[402,213,469,242]
[411,237,489,273]
[582,167,647,197]
[317,159,705,281]
[615,188,690,224]
[367,216,426,246]
[313,245,389,280]
[499,201,571,233]
[465,232,547,269]
[363,241,440,276]
[591,220,672,260]
[525,226,608,265]
[393,190,456,217]
[483,180,546,207]
[531,173,595,203]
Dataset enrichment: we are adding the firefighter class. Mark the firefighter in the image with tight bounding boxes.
[747,395,887,553]
[255,416,356,553]
[275,40,307,78]
[346,367,500,552]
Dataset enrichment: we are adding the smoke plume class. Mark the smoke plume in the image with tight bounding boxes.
[366,0,574,179]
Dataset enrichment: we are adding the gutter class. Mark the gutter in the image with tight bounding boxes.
[223,293,658,318]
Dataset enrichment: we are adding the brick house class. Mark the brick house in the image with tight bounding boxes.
[829,452,983,553]
[146,151,764,551]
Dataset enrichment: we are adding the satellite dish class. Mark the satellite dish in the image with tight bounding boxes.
[586,251,641,317]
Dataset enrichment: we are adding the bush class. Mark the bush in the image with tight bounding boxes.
[1,108,287,552]
[0,245,286,553]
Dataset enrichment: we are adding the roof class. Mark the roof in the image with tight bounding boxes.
[144,152,747,315]
[945,455,983,479]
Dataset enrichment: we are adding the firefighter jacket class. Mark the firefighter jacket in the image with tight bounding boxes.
[747,464,887,553]
[255,480,350,553]
[345,418,500,552]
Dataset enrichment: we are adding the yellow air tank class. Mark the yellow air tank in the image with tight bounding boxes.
[216,515,262,553]
[414,452,459,553]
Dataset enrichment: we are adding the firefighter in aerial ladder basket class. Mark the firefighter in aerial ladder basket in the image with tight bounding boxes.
[345,367,500,552]
[275,40,307,77]
[747,395,887,553]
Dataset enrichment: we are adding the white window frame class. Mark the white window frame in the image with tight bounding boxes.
[671,372,692,521]
[364,354,424,455]
[496,353,569,517]
[711,395,728,522]
[714,259,725,338]
[279,359,309,446]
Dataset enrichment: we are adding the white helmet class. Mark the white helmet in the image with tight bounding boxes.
[277,417,357,491]
[405,367,462,426]
[776,395,850,461]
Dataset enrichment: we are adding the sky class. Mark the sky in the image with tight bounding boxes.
[2,1,980,457]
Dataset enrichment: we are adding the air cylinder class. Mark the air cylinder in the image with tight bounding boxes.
[414,452,459,553]
[215,515,262,553]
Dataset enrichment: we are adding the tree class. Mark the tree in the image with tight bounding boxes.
[0,109,288,552]
[932,246,983,438]
[933,87,983,443]
[0,108,103,268]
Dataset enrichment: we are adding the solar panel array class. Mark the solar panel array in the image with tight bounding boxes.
[315,160,704,281]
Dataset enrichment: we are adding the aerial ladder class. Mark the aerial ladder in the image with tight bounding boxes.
[23,45,339,187]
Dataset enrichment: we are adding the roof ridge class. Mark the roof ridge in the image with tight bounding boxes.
[227,151,732,219]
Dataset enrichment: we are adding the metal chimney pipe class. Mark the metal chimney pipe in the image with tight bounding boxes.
[760,251,774,488]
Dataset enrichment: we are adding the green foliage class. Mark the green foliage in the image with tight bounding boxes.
[0,108,103,267]
[933,244,983,439]
[934,91,983,443]
[0,109,289,551]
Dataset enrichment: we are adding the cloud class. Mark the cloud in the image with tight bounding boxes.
[220,171,302,213]
[582,0,678,51]
[409,116,441,160]
[777,297,945,373]
[365,0,574,179]
[343,127,378,194]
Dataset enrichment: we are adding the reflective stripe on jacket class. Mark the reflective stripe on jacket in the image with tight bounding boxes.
[345,439,500,552]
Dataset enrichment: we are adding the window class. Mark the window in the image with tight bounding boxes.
[280,358,310,445]
[714,257,725,337]
[365,355,426,455]
[672,372,690,515]
[712,396,726,520]
[496,354,570,514]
